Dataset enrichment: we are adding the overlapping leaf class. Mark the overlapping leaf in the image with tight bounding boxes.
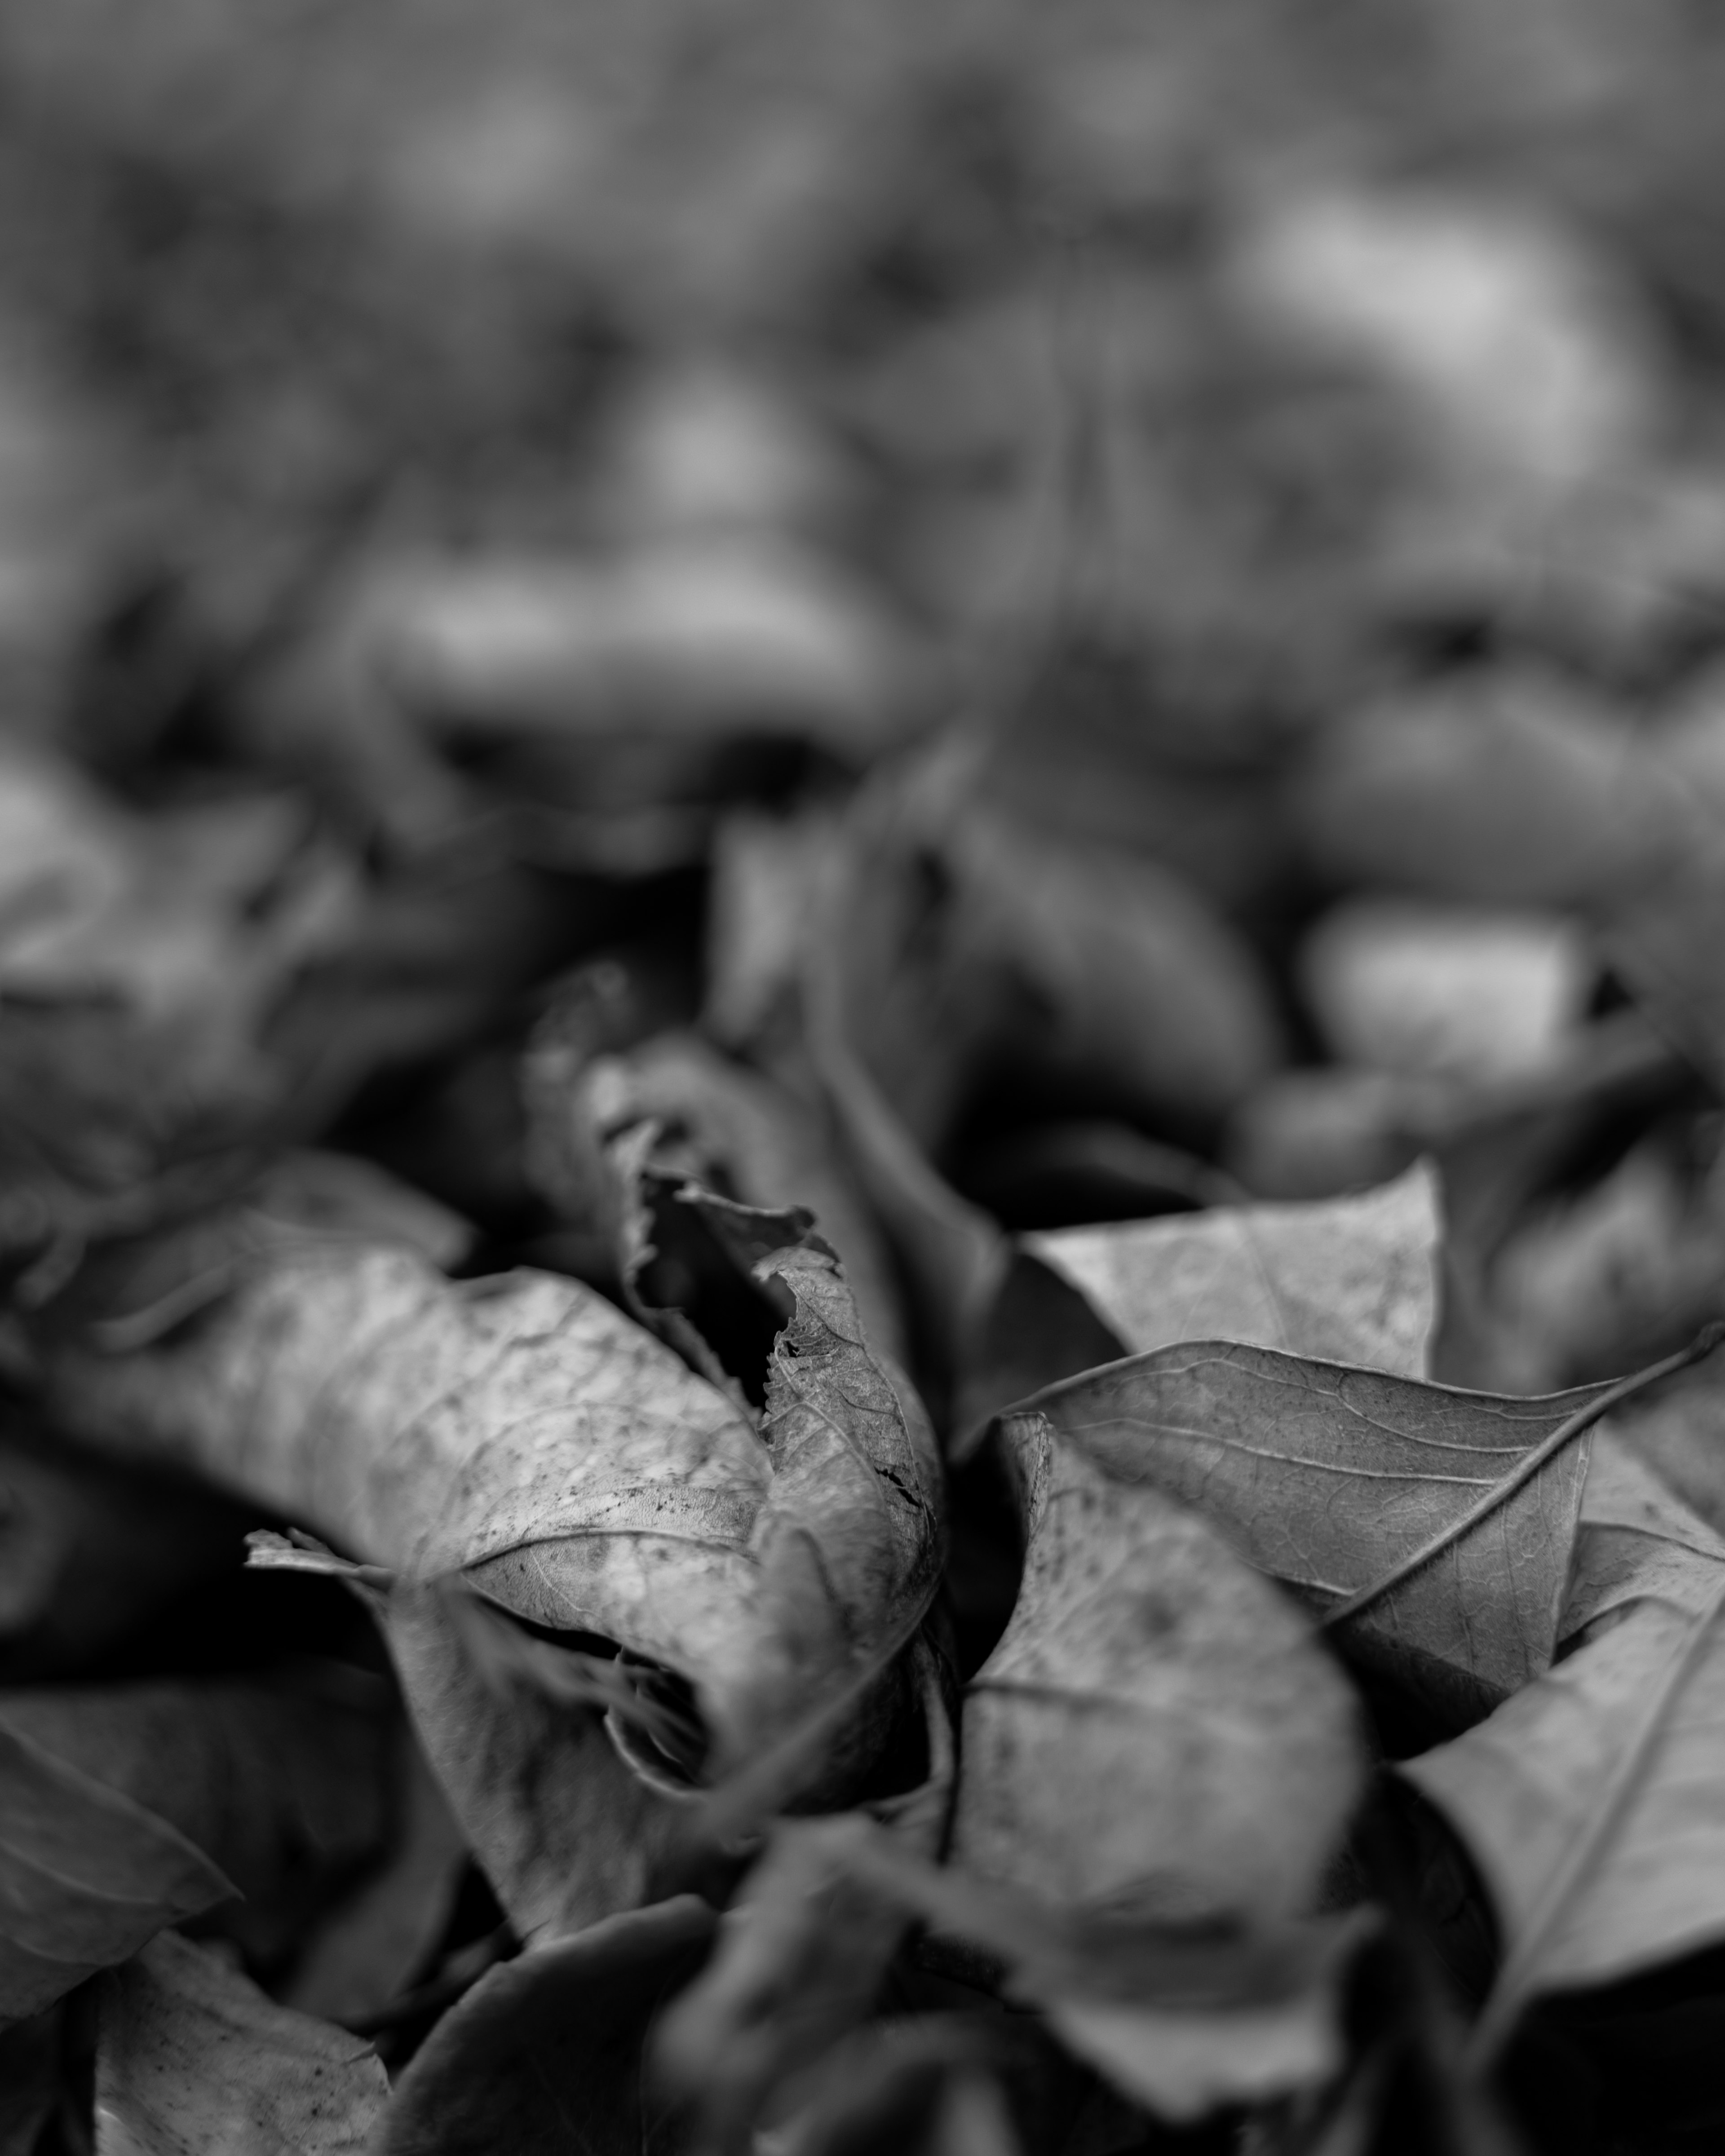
[1024,1161,1441,1376]
[1403,1431,1725,2048]
[956,1413,1362,1919]
[1005,1347,1619,1724]
[43,1178,943,1797]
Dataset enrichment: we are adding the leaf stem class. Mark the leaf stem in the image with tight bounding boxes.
[1465,1567,1725,2074]
[1320,1322,1725,1634]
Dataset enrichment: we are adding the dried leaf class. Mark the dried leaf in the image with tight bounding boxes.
[96,1931,387,2155]
[0,1670,394,1971]
[0,1721,229,2023]
[524,1023,906,1367]
[42,1192,942,1786]
[376,1897,716,2156]
[1025,1162,1440,1379]
[955,1415,1362,1920]
[0,2006,61,2156]
[1006,1346,1622,1724]
[1402,1430,1725,2047]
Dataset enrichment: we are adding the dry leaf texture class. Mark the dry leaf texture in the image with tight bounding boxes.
[1012,1347,1611,1721]
[96,1931,388,2155]
[954,1414,1363,1917]
[1025,1162,1440,1375]
[46,1214,942,1776]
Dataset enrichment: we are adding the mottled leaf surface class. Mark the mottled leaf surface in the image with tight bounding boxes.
[96,1931,387,2154]
[44,1201,942,1776]
[1026,1162,1440,1378]
[954,1414,1363,1918]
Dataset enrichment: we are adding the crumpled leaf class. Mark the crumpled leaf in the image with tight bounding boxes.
[0,1720,229,2023]
[0,1668,394,1973]
[1024,1161,1440,1379]
[1402,1430,1725,2048]
[41,1181,943,1790]
[524,1021,905,1367]
[376,1896,716,2156]
[1004,1347,1627,1726]
[96,1931,388,2155]
[955,1413,1362,1919]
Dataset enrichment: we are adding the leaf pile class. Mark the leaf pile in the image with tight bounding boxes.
[12,9,1725,2155]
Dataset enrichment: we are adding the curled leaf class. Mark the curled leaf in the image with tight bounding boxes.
[43,1192,942,1790]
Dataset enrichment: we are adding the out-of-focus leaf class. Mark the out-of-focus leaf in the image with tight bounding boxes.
[395,543,912,748]
[1025,1161,1440,1379]
[1289,673,1683,908]
[808,743,1285,1377]
[43,1182,942,1789]
[1298,901,1594,1085]
[279,1722,469,2028]
[0,1669,394,1970]
[0,1719,230,2023]
[1007,1347,1623,1725]
[525,1022,905,1367]
[96,1931,387,2155]
[955,1414,1362,1917]
[1402,1472,1725,2057]
[1486,1140,1725,1390]
[1229,186,1658,501]
[376,1896,715,2156]
[771,2020,1026,2156]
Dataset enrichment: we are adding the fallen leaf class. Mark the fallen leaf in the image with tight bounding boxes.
[1401,1425,1725,2058]
[771,2019,1027,2156]
[1025,1161,1441,1378]
[41,1184,943,1788]
[524,1022,906,1368]
[0,1719,230,2023]
[96,1931,388,2154]
[954,1414,1363,1919]
[0,1669,394,1972]
[375,1897,716,2156]
[1004,1345,1632,1724]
